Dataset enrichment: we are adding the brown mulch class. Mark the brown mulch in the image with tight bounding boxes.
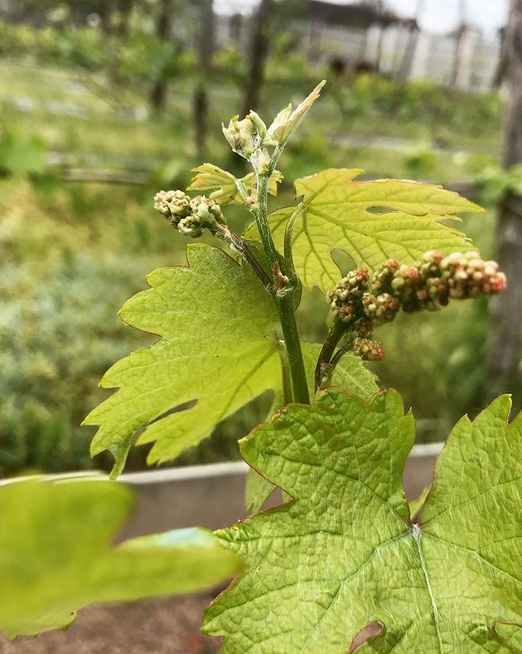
[0,594,220,654]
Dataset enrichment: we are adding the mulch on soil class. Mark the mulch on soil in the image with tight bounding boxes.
[0,593,220,654]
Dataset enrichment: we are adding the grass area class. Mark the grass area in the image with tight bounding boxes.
[0,57,507,476]
[0,61,501,175]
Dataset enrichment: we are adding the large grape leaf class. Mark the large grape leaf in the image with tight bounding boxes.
[85,244,377,474]
[84,244,280,472]
[204,390,522,653]
[245,342,379,512]
[244,168,483,290]
[0,477,239,638]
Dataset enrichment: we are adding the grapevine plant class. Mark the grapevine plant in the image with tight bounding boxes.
[4,83,522,653]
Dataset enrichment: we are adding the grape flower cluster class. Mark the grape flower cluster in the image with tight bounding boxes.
[154,190,227,238]
[327,250,506,362]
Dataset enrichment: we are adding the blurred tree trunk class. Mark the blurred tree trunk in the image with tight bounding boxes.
[487,0,522,397]
[98,2,114,35]
[115,0,133,39]
[375,24,385,73]
[398,23,418,81]
[150,0,173,111]
[193,0,214,157]
[493,27,507,88]
[229,13,244,46]
[241,0,274,117]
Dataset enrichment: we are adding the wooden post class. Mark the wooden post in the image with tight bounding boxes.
[241,0,274,117]
[487,0,522,397]
[149,0,173,111]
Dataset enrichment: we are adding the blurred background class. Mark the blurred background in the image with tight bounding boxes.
[1,0,520,478]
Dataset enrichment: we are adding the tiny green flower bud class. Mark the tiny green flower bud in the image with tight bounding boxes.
[372,259,401,295]
[327,268,370,326]
[154,190,191,221]
[363,293,399,325]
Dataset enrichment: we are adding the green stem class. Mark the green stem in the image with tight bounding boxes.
[284,204,305,283]
[256,172,310,405]
[255,173,280,267]
[276,293,310,404]
[276,337,293,406]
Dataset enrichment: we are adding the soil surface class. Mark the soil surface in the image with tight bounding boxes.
[0,593,221,654]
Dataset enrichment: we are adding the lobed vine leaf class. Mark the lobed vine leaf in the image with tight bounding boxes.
[85,244,280,472]
[265,80,326,147]
[245,342,379,512]
[245,168,483,291]
[188,163,282,205]
[0,478,239,638]
[85,244,377,474]
[204,390,522,653]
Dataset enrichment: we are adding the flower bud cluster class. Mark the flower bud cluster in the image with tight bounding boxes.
[326,268,370,324]
[154,191,226,238]
[362,292,401,325]
[222,111,267,159]
[327,250,506,363]
[388,250,506,313]
[352,338,386,362]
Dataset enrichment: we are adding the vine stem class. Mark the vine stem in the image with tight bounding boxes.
[221,228,272,289]
[255,171,310,405]
[284,204,305,283]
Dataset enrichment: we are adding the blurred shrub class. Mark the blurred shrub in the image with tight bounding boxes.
[284,132,331,180]
[403,141,438,179]
[0,19,192,89]
[336,74,500,140]
[0,126,47,178]
[472,162,522,206]
[0,252,151,477]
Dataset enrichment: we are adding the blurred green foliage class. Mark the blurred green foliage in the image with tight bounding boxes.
[0,17,508,475]
[335,75,500,144]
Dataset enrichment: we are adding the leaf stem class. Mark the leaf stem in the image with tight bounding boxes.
[234,178,252,206]
[314,327,346,392]
[222,228,272,289]
[255,171,310,405]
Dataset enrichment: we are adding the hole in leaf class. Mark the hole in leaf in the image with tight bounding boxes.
[492,620,522,653]
[348,621,385,653]
[146,399,198,426]
[366,206,401,215]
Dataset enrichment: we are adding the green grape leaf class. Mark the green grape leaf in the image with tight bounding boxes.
[244,168,483,291]
[0,478,239,638]
[188,163,283,205]
[204,390,522,653]
[244,344,379,513]
[85,244,377,475]
[84,244,280,472]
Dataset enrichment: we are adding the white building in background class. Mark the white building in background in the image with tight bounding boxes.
[214,0,507,92]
